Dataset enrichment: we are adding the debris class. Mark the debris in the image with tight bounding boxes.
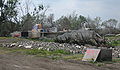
[98,49,112,61]
[82,49,101,62]
[10,43,17,47]
[82,49,112,62]
[18,45,23,48]
[55,29,105,46]
[24,45,32,49]
[1,40,87,54]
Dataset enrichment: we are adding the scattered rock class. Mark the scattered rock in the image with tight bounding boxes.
[0,38,120,57]
[0,40,88,54]
[24,45,32,49]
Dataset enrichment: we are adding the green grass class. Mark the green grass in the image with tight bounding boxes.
[0,47,84,60]
[1,47,120,66]
[106,36,120,38]
[0,37,14,39]
[40,38,55,42]
[107,40,120,46]
[28,38,55,42]
[112,58,120,63]
[0,47,70,55]
[0,37,26,43]
[105,36,120,39]
[0,37,20,39]
[105,36,120,40]
[0,47,73,60]
[95,63,105,67]
[110,41,120,46]
[105,36,120,46]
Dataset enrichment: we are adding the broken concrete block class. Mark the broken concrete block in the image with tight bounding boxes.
[97,49,112,61]
[24,45,32,49]
[10,43,17,47]
[82,49,112,62]
[82,49,101,62]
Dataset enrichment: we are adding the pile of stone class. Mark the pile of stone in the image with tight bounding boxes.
[1,38,120,57]
[110,46,120,58]
[0,40,89,54]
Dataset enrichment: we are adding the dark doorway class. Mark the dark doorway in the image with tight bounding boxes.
[21,32,28,38]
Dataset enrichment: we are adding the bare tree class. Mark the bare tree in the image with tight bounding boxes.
[18,0,44,31]
[102,19,118,29]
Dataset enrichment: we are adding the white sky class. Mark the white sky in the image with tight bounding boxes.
[19,0,120,21]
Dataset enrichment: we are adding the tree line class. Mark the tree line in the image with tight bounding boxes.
[0,0,120,36]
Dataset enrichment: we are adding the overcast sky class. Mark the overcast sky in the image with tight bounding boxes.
[30,0,120,21]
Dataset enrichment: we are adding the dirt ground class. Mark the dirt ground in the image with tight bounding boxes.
[0,52,120,70]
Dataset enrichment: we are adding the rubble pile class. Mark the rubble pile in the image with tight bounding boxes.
[0,40,89,54]
[110,46,120,58]
[0,38,120,57]
[55,29,105,46]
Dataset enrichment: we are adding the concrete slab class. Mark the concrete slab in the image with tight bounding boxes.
[82,49,112,62]
[82,49,101,62]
